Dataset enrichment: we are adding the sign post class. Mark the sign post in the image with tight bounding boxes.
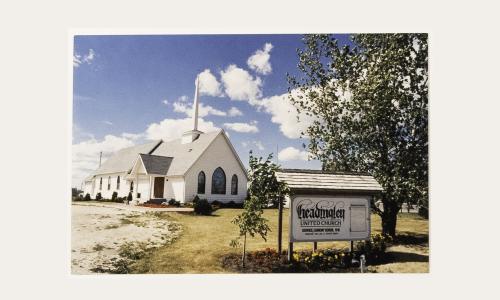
[278,196,283,254]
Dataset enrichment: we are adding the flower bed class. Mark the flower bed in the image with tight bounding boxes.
[138,203,179,209]
[221,234,392,273]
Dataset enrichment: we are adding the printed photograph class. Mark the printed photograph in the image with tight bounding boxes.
[71,34,428,274]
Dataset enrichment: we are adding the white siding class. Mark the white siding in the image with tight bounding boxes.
[172,178,185,201]
[83,181,93,197]
[164,177,184,201]
[137,176,151,203]
[183,134,247,203]
[90,173,133,199]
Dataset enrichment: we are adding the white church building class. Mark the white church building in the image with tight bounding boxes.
[82,78,248,204]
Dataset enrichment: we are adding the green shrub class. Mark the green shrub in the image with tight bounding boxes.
[127,192,133,201]
[84,193,91,201]
[192,195,200,203]
[212,200,221,206]
[96,192,102,201]
[224,200,243,208]
[167,198,181,207]
[194,199,212,215]
[355,233,392,262]
[111,191,118,201]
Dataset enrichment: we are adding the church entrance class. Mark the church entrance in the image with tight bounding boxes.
[153,177,165,198]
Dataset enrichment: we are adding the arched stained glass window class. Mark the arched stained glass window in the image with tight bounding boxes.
[211,167,226,194]
[107,176,111,190]
[99,177,102,190]
[231,174,238,195]
[198,171,206,194]
[117,176,121,190]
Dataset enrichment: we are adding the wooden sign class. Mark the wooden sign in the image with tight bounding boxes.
[289,195,371,242]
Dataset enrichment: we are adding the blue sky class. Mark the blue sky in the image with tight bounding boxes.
[72,34,351,187]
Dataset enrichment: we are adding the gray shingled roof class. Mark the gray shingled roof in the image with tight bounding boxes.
[151,130,222,176]
[92,140,162,175]
[139,154,173,175]
[89,130,224,177]
[276,169,383,194]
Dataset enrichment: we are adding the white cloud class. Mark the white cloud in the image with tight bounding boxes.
[278,146,310,161]
[84,49,95,63]
[173,102,227,117]
[146,117,219,140]
[72,124,95,142]
[162,99,169,105]
[173,102,243,118]
[73,49,95,68]
[228,106,243,117]
[220,65,262,102]
[121,132,143,140]
[102,120,113,126]
[223,121,259,133]
[242,140,264,151]
[247,43,273,75]
[255,90,317,139]
[198,69,223,97]
[72,134,136,187]
[178,95,189,102]
[73,54,82,67]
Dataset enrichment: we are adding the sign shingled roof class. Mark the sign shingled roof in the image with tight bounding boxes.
[276,169,383,194]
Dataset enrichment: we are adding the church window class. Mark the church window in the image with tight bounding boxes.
[198,171,206,194]
[107,176,111,190]
[99,177,102,190]
[211,167,226,194]
[117,176,120,190]
[130,181,134,192]
[231,174,238,195]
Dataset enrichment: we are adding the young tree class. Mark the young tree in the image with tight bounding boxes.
[288,34,428,236]
[230,152,289,267]
[230,195,270,268]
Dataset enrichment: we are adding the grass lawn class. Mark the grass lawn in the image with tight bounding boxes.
[131,208,429,273]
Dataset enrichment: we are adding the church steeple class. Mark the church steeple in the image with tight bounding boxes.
[181,75,204,144]
[192,75,200,131]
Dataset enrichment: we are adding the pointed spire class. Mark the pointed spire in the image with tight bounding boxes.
[181,75,204,144]
[192,75,200,131]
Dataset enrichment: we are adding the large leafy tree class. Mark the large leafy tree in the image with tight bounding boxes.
[288,34,428,236]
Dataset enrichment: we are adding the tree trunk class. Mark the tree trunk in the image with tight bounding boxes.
[381,203,398,237]
[242,233,247,268]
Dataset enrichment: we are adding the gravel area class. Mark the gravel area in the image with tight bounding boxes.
[71,204,180,274]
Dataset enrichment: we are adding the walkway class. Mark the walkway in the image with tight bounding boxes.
[72,201,194,213]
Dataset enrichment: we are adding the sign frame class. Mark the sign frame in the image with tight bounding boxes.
[288,194,372,243]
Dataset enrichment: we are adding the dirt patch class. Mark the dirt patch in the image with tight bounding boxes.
[71,205,181,274]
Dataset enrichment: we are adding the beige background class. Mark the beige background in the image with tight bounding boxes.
[1,0,499,299]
